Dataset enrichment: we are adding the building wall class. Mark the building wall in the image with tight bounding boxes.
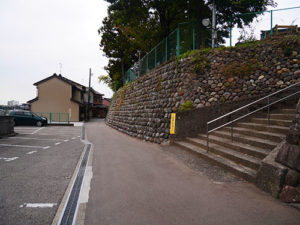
[72,87,82,102]
[103,99,110,106]
[31,77,80,121]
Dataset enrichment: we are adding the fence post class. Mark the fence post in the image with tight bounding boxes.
[193,23,195,50]
[229,18,232,47]
[146,55,149,72]
[270,10,273,35]
[155,47,157,67]
[165,37,168,61]
[68,113,70,124]
[50,112,52,124]
[176,27,180,56]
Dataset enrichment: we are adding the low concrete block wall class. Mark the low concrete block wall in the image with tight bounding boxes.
[174,98,258,139]
[0,116,14,136]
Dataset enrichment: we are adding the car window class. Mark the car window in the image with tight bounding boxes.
[24,111,32,116]
[15,111,24,115]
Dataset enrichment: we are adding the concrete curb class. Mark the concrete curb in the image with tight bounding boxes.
[51,123,91,225]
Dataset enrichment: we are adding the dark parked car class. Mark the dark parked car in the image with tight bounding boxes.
[8,110,47,126]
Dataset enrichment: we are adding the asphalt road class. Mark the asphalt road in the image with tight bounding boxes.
[0,125,84,225]
[85,119,300,225]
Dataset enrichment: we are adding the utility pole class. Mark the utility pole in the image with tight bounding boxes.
[212,0,216,48]
[86,68,92,121]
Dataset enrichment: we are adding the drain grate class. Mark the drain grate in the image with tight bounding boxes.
[59,144,91,225]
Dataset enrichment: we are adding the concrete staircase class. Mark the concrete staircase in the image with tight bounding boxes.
[173,108,295,183]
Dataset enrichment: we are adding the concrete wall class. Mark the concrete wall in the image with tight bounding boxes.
[0,116,14,136]
[31,77,80,121]
[107,35,300,143]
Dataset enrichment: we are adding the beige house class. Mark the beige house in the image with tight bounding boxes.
[28,74,85,122]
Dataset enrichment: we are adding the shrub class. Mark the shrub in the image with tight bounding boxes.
[179,100,194,111]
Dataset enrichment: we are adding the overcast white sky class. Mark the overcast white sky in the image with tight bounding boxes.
[0,0,299,105]
[0,0,111,105]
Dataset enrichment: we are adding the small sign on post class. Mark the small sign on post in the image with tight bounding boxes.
[170,113,176,134]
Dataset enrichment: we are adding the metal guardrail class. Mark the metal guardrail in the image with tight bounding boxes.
[206,81,300,152]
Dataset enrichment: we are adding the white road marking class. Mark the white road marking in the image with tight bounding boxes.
[43,146,50,149]
[20,203,57,208]
[54,142,61,145]
[0,144,45,149]
[10,137,63,141]
[32,127,44,134]
[64,139,69,142]
[0,157,19,162]
[14,127,37,130]
[26,151,37,155]
[77,136,80,138]
[71,137,76,140]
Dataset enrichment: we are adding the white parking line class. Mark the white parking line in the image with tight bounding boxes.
[64,139,69,142]
[32,127,44,134]
[26,151,37,155]
[43,146,50,149]
[0,157,19,162]
[10,137,64,141]
[72,137,76,140]
[19,203,57,208]
[0,144,46,149]
[54,142,61,145]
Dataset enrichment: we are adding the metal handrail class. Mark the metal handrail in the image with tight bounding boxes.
[206,81,300,151]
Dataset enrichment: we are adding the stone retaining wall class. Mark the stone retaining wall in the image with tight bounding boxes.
[106,35,300,143]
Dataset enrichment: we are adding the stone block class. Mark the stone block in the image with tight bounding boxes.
[276,142,300,172]
[256,143,288,198]
[285,170,300,187]
[279,185,300,203]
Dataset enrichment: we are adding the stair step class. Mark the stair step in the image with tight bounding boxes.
[222,127,285,143]
[185,137,261,170]
[237,122,290,135]
[211,130,277,150]
[251,118,292,127]
[280,108,296,114]
[197,134,269,159]
[173,140,257,183]
[269,113,295,120]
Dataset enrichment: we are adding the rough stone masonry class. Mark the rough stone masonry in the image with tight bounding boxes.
[106,35,300,144]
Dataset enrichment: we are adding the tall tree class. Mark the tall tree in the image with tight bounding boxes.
[99,0,276,91]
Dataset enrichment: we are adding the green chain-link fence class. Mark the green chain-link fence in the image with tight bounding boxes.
[35,112,70,123]
[125,22,198,83]
[228,6,300,46]
[125,6,300,84]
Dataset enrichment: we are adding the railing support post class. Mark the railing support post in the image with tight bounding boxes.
[206,124,209,153]
[50,112,52,124]
[231,123,234,142]
[268,96,270,125]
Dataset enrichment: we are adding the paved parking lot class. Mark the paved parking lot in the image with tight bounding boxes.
[0,125,85,225]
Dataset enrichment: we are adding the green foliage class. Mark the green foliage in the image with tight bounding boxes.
[284,47,293,57]
[154,77,163,92]
[176,50,199,61]
[100,0,276,89]
[192,52,209,74]
[235,40,260,49]
[220,59,261,78]
[179,100,194,111]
